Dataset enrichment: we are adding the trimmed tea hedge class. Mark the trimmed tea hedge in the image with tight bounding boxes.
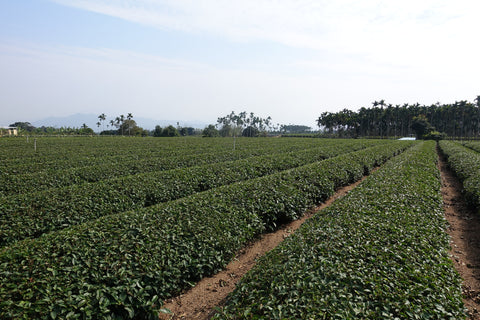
[0,141,386,246]
[460,140,480,154]
[0,142,410,319]
[215,141,465,319]
[439,140,480,210]
[0,137,371,179]
[1,138,347,196]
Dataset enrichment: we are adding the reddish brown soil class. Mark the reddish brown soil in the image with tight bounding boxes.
[159,176,366,320]
[439,152,480,319]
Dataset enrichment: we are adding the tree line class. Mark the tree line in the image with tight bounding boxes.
[98,114,201,137]
[9,113,200,137]
[9,122,95,136]
[8,110,313,138]
[317,97,480,139]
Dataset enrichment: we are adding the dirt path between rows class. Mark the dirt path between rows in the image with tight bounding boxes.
[438,150,480,319]
[159,176,368,320]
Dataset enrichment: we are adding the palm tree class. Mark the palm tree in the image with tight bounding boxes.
[127,113,133,136]
[109,120,115,134]
[98,113,106,132]
[116,115,125,135]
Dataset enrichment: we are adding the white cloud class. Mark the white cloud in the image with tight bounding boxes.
[50,1,480,51]
[48,0,480,81]
[3,1,480,126]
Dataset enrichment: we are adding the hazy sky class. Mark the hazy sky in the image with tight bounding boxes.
[1,0,479,128]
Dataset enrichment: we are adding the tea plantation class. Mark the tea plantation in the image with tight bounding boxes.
[0,137,468,319]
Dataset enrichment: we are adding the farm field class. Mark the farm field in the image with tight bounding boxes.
[216,141,465,319]
[0,137,475,319]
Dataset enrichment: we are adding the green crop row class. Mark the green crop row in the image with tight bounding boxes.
[0,138,288,185]
[0,141,393,247]
[0,138,382,196]
[1,139,384,197]
[0,137,335,175]
[0,136,233,165]
[215,141,464,319]
[0,137,197,172]
[439,140,480,210]
[459,140,480,154]
[0,142,410,319]
[1,147,261,196]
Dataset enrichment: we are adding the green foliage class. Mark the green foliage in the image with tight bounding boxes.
[242,126,259,137]
[202,124,220,137]
[153,125,163,137]
[9,122,35,132]
[423,130,447,141]
[460,140,480,154]
[218,124,235,137]
[8,122,97,135]
[317,98,480,138]
[179,127,196,136]
[0,139,410,319]
[217,111,273,136]
[279,124,312,134]
[439,140,480,209]
[79,124,95,135]
[2,138,298,195]
[1,138,390,196]
[118,119,143,136]
[410,115,434,139]
[0,140,396,246]
[215,141,465,319]
[160,125,179,137]
[150,124,182,137]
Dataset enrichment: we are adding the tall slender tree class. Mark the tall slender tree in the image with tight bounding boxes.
[126,113,133,136]
[98,113,106,132]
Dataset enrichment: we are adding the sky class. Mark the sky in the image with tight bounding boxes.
[1,0,479,129]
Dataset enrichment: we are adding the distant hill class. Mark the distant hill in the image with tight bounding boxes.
[31,113,208,131]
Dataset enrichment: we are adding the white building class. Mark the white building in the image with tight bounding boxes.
[0,127,18,137]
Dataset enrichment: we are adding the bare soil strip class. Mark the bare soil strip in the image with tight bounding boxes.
[159,176,368,320]
[438,151,480,319]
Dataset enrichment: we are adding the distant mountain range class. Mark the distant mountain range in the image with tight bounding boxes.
[31,113,209,131]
